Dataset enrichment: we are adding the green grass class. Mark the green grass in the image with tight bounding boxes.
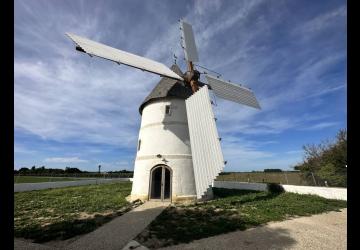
[135,188,347,248]
[14,182,132,242]
[14,176,89,183]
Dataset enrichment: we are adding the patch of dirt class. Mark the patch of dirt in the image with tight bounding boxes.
[136,230,170,250]
[78,212,96,220]
[40,222,52,227]
[36,216,53,221]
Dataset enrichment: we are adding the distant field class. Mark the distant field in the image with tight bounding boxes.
[14,176,90,184]
[216,172,311,186]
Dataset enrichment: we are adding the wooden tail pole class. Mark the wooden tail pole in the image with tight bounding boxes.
[187,61,200,93]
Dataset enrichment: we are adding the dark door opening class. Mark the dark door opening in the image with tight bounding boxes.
[150,165,171,201]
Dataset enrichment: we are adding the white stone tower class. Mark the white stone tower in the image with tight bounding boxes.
[130,65,198,202]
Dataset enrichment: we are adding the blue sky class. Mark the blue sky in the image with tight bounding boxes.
[14,0,347,172]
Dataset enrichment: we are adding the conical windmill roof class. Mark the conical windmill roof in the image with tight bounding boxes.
[139,64,192,114]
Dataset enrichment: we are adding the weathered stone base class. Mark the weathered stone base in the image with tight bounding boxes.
[127,194,198,204]
[127,194,148,202]
[171,195,197,204]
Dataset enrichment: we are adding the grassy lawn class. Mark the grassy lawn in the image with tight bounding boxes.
[14,182,133,242]
[135,188,347,249]
[14,176,89,183]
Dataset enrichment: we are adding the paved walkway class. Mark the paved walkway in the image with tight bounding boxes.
[159,208,347,250]
[14,240,55,250]
[67,201,169,250]
[14,178,131,192]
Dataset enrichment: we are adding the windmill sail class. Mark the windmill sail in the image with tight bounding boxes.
[66,33,183,81]
[180,20,199,62]
[205,74,261,109]
[186,86,225,199]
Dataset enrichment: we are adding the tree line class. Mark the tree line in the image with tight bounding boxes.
[294,129,347,187]
[14,166,133,178]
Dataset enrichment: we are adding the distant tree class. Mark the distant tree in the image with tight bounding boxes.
[293,165,301,171]
[264,169,283,172]
[65,167,82,173]
[19,167,30,173]
[119,169,133,173]
[98,165,101,174]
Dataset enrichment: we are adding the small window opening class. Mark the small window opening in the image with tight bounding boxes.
[165,105,171,115]
[138,139,141,151]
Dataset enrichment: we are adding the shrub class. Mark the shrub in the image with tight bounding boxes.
[267,183,284,194]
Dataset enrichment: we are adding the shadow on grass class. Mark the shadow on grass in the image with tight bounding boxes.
[138,207,250,247]
[143,226,297,249]
[137,206,286,249]
[136,189,284,248]
[211,187,283,205]
[212,187,261,198]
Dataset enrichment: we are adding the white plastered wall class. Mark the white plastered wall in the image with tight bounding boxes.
[130,98,197,201]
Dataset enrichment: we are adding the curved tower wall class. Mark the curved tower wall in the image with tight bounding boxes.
[130,98,197,202]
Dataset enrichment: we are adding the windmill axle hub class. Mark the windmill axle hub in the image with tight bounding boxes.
[183,70,200,83]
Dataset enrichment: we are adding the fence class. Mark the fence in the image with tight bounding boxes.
[216,171,342,187]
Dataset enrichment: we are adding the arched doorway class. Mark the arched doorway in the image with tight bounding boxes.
[149,165,171,201]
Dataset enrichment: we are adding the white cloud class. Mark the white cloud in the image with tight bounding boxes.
[305,84,345,99]
[300,122,339,131]
[194,0,222,16]
[44,157,88,163]
[295,5,346,34]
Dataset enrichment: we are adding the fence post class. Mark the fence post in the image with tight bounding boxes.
[284,172,289,184]
[311,172,317,186]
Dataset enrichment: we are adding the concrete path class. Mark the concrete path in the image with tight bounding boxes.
[66,201,169,250]
[159,208,347,250]
[14,178,132,192]
[14,239,56,250]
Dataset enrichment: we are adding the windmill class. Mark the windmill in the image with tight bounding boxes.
[66,19,260,202]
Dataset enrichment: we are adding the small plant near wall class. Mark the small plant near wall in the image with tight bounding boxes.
[267,183,285,194]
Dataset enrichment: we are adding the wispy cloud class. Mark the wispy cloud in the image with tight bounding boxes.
[295,5,346,35]
[44,157,88,163]
[300,121,340,131]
